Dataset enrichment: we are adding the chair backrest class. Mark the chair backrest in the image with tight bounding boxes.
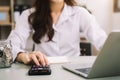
[80,42,92,56]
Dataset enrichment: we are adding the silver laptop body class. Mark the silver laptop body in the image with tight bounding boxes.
[62,32,120,78]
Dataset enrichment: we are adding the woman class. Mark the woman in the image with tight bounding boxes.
[8,0,107,66]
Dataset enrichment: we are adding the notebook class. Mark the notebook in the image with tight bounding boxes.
[62,32,120,78]
[47,56,69,64]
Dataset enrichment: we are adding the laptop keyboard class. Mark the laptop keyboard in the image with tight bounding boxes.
[76,68,91,74]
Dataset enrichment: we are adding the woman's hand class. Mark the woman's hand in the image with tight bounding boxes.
[16,51,49,66]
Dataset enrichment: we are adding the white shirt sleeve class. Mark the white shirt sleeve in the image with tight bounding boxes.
[80,9,107,50]
[7,9,32,61]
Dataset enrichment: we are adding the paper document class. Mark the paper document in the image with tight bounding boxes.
[47,56,69,64]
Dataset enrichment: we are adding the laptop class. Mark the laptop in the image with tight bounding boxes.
[62,32,120,78]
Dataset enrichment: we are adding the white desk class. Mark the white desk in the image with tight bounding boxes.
[0,56,120,80]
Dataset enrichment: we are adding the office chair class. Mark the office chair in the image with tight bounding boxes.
[80,42,91,56]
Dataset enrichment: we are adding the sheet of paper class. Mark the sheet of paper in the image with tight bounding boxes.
[47,56,69,64]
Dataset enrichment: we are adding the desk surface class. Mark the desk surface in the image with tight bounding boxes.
[0,56,120,80]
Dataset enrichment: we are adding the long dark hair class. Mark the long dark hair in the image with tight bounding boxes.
[28,0,77,44]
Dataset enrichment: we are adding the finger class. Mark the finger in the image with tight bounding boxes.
[36,53,46,66]
[43,54,49,65]
[31,55,40,66]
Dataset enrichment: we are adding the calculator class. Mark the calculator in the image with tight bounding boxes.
[28,65,51,75]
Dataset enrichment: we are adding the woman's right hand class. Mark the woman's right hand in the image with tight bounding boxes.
[16,51,49,66]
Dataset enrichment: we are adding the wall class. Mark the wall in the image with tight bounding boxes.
[113,11,120,31]
[77,0,113,34]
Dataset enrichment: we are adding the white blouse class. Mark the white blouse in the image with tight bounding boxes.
[8,4,107,61]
